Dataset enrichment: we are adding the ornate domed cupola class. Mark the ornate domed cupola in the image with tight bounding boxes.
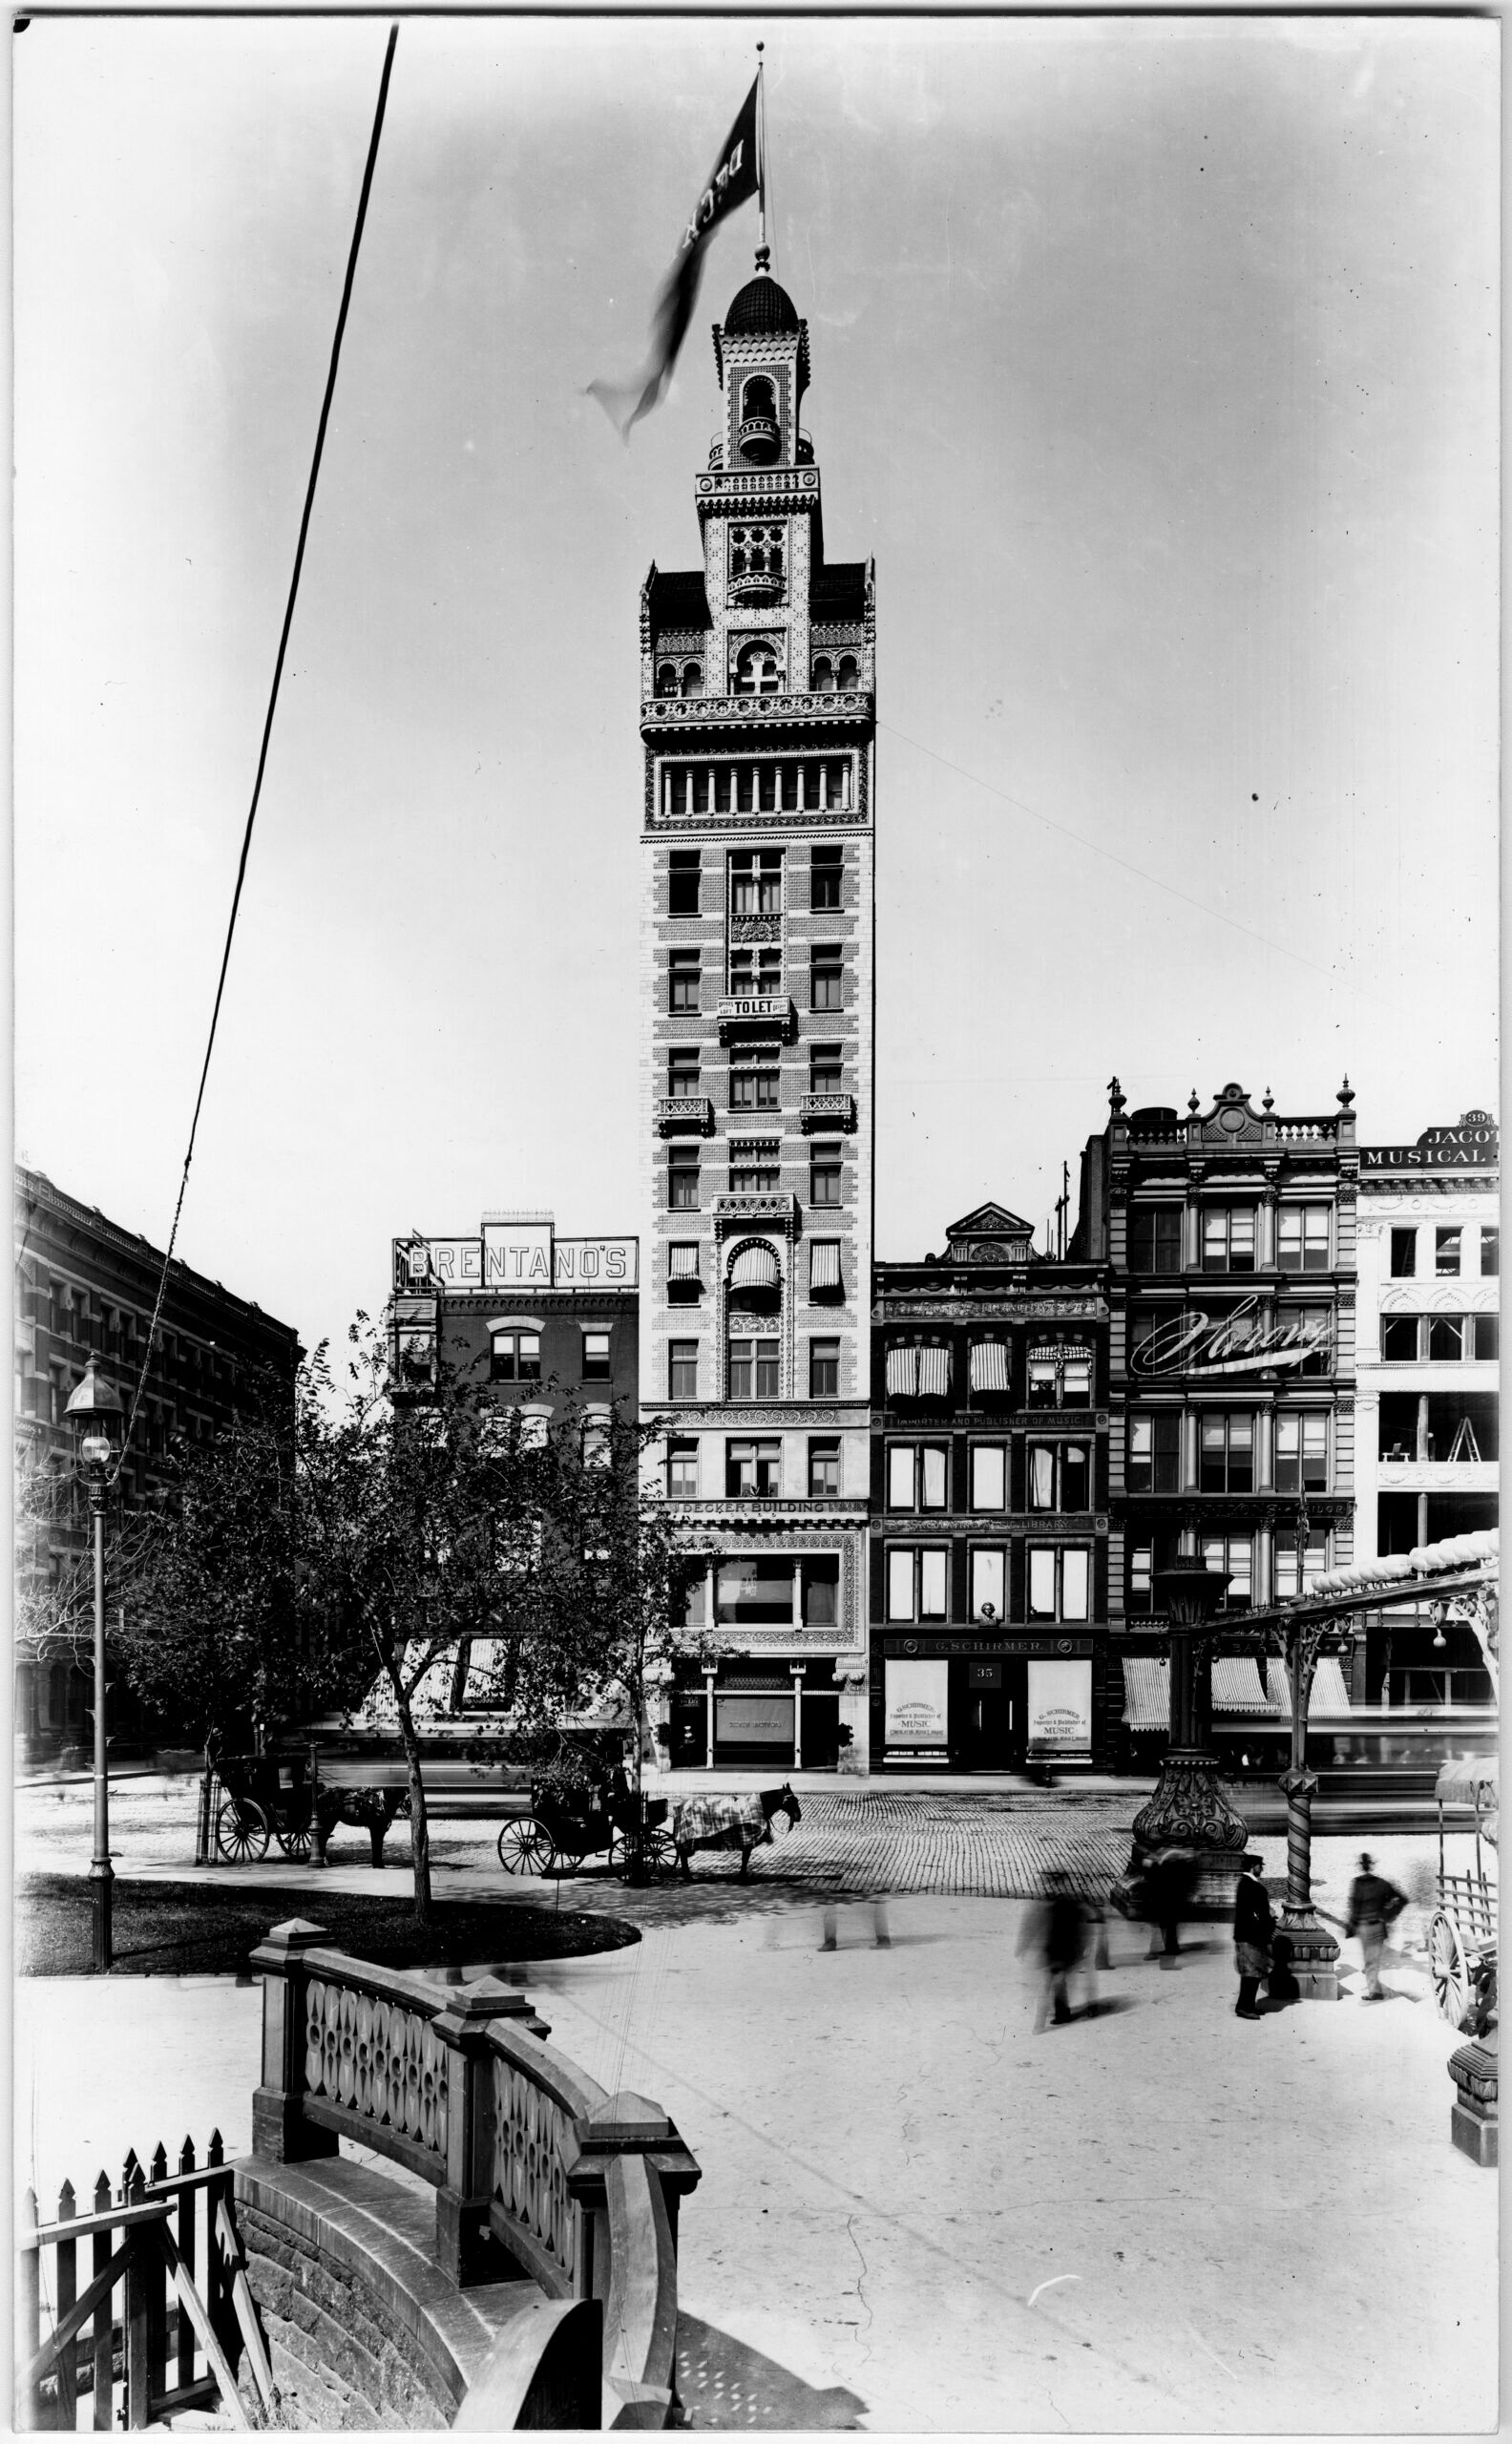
[713,248,811,473]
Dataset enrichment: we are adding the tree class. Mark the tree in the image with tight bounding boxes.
[295,1319,561,1929]
[116,1363,346,1753]
[478,1401,705,1882]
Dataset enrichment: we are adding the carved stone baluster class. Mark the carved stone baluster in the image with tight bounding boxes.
[248,1920,339,2163]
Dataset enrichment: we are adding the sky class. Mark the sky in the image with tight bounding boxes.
[14,13,1499,1362]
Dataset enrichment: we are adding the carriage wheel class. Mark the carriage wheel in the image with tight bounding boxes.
[275,1824,314,1862]
[1428,1908,1473,2028]
[646,1829,680,1874]
[554,1849,585,1877]
[497,1820,553,1876]
[216,1796,270,1865]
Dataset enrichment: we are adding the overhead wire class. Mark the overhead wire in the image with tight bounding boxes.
[111,23,400,1485]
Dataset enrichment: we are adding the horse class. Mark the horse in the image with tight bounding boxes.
[670,1783,803,1880]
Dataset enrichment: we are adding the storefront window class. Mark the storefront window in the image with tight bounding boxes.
[802,1557,840,1626]
[716,1557,795,1624]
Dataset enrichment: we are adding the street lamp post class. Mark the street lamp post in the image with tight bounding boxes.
[1271,1490,1342,1998]
[1130,1557,1250,1911]
[63,1356,124,1974]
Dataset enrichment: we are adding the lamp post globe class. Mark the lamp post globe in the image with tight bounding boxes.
[1129,1556,1250,1912]
[63,1356,124,1973]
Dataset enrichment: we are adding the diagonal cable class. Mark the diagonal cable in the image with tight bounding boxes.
[112,24,399,1484]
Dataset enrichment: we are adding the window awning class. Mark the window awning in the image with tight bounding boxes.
[1121,1657,1169,1730]
[668,1244,702,1279]
[970,1340,1009,1391]
[1268,1656,1353,1717]
[730,1242,781,1291]
[886,1347,918,1397]
[917,1347,952,1398]
[1210,1656,1272,1715]
[809,1241,842,1289]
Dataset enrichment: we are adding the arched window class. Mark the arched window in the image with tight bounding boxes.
[733,640,783,697]
[656,662,677,697]
[742,376,776,423]
[837,654,860,693]
[812,656,834,692]
[680,662,704,698]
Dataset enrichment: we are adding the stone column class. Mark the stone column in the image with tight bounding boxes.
[432,1981,551,2288]
[247,1922,339,2164]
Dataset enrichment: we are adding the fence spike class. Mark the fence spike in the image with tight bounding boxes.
[207,2130,223,2168]
[58,2177,76,2220]
[94,2171,111,2215]
[120,2148,139,2202]
[179,2136,197,2177]
[150,2141,168,2187]
[23,2183,37,2232]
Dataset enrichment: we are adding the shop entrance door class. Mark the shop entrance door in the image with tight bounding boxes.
[951,1657,1022,1771]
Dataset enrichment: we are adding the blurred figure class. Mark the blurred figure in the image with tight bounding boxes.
[1019,1869,1090,2030]
[1233,1855,1274,2019]
[1143,1845,1200,1966]
[1267,1930,1300,2007]
[1346,1851,1408,2001]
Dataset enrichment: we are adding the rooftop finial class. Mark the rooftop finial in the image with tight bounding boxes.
[1107,1075,1125,1115]
[1337,1075,1354,1108]
[1187,1088,1200,1115]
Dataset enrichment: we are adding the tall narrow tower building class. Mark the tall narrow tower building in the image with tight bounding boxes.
[640,257,875,1773]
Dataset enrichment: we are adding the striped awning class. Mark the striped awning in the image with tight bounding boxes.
[1210,1656,1272,1715]
[970,1340,1010,1391]
[917,1346,952,1398]
[886,1347,919,1397]
[809,1240,842,1290]
[1122,1657,1169,1731]
[668,1242,702,1279]
[730,1242,781,1291]
[1268,1656,1353,1718]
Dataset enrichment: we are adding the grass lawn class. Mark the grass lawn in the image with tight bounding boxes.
[17,1876,640,1977]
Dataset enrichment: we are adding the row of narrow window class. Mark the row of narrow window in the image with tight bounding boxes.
[662,760,853,814]
[668,844,842,913]
[668,1143,845,1206]
[668,1336,839,1400]
[667,1044,845,1102]
[668,943,843,1009]
[653,651,862,698]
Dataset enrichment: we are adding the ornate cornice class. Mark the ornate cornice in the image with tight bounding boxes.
[875,1296,1109,1321]
[876,1513,1110,1536]
[641,691,873,733]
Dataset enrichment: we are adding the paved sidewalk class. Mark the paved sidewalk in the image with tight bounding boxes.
[16,1898,1496,2433]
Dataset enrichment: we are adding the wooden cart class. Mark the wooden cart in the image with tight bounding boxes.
[496,1783,678,1878]
[1426,1755,1498,2032]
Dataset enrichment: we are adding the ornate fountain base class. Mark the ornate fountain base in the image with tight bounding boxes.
[1129,1748,1250,1917]
[1276,1905,1341,1999]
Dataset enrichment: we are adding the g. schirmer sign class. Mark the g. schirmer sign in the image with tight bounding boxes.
[1361,1113,1499,1173]
[393,1220,639,1293]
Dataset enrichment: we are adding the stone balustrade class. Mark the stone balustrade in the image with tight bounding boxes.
[243,1922,700,2427]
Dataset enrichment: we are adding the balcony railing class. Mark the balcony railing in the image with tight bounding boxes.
[656,1096,715,1137]
[800,1092,856,1133]
[714,1191,799,1233]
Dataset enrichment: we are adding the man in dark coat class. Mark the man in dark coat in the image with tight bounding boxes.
[1233,1857,1274,2019]
[1346,1851,1407,2001]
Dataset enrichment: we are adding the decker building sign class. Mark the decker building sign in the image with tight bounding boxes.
[395,1224,638,1293]
[1361,1113,1498,1172]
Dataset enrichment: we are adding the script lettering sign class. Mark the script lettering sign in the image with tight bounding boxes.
[1131,1296,1333,1380]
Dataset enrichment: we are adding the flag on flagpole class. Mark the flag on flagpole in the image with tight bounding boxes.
[590,77,761,440]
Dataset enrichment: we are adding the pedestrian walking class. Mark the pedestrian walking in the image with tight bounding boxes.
[1144,1845,1199,1965]
[1346,1851,1408,2001]
[1019,1869,1088,2030]
[1233,1856,1274,2019]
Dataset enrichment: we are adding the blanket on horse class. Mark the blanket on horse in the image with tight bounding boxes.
[670,1794,771,1851]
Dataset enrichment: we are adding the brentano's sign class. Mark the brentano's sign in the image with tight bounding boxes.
[1131,1298,1333,1379]
[394,1224,638,1294]
[1361,1112,1498,1172]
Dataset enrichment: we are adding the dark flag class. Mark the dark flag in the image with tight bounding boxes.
[590,77,761,440]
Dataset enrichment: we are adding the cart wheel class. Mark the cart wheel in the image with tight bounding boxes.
[646,1829,680,1874]
[275,1826,314,1862]
[1428,1908,1473,2028]
[217,1796,270,1865]
[497,1819,552,1876]
[554,1850,585,1878]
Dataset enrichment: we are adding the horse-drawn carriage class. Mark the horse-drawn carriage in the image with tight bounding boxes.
[1426,1754,1498,2032]
[495,1780,802,1880]
[206,1751,317,1864]
[496,1782,680,1878]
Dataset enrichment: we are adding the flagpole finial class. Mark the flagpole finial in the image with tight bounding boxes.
[755,243,771,272]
